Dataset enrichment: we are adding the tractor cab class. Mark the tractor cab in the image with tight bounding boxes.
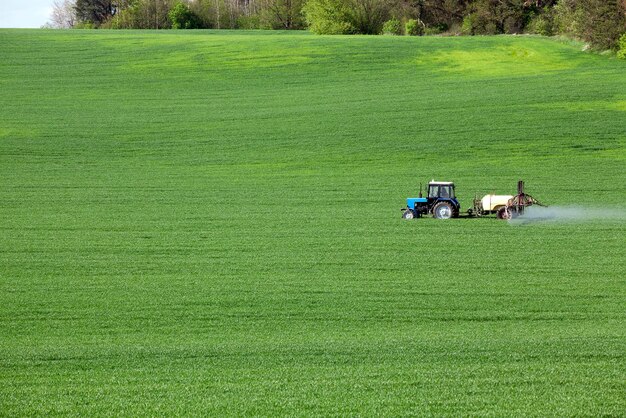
[402,180,461,219]
[428,182,455,200]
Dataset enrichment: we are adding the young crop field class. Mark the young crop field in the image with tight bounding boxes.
[1,29,625,416]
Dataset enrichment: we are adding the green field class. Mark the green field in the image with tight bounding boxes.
[1,29,625,415]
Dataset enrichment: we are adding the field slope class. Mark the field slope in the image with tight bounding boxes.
[1,30,625,416]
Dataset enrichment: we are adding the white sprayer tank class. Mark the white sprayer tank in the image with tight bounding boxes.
[481,194,513,211]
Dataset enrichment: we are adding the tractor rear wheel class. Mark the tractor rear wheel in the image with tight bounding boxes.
[433,202,453,219]
[402,209,414,219]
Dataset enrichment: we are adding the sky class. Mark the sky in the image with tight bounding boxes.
[0,0,54,28]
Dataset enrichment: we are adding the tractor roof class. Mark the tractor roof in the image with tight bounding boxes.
[429,180,454,186]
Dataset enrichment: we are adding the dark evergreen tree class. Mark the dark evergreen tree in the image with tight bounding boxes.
[74,0,115,26]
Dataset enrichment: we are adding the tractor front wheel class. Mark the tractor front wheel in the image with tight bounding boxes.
[402,209,415,220]
[433,202,453,219]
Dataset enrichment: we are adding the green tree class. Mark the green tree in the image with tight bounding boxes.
[410,0,471,30]
[553,0,626,50]
[132,0,176,29]
[468,0,527,34]
[191,0,243,29]
[553,0,584,36]
[579,0,626,50]
[187,0,217,28]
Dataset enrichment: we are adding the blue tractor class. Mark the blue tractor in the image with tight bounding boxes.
[401,180,461,219]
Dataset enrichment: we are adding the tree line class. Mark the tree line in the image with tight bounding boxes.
[48,0,306,30]
[47,0,626,51]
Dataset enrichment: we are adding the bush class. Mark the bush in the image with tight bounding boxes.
[169,2,201,29]
[618,33,626,59]
[526,13,554,36]
[236,15,261,29]
[349,0,391,34]
[446,22,463,36]
[405,19,424,36]
[483,22,498,35]
[503,16,522,34]
[382,18,402,35]
[461,13,476,35]
[109,8,135,29]
[303,0,355,34]
[73,21,95,29]
[424,26,444,36]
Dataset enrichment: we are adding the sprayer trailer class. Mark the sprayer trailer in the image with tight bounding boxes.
[402,180,544,220]
[470,194,514,219]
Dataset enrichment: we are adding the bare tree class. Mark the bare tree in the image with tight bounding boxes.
[261,0,305,29]
[48,0,77,28]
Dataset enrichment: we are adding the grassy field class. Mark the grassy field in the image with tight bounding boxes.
[1,29,625,416]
